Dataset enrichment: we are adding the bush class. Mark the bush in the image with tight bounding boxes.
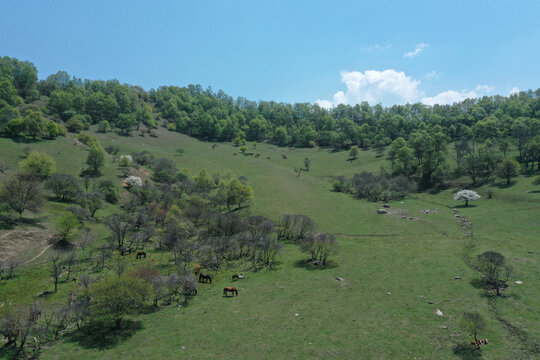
[76,133,98,147]
[65,116,85,133]
[19,151,56,178]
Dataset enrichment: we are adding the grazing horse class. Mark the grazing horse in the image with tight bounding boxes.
[136,251,146,259]
[223,287,238,296]
[187,289,197,296]
[282,154,287,159]
[195,264,201,274]
[199,273,212,283]
[471,339,488,348]
[232,273,245,281]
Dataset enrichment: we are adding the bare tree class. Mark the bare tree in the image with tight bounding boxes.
[477,251,511,296]
[50,254,64,292]
[103,213,133,249]
[0,259,21,280]
[1,171,44,217]
[299,232,339,265]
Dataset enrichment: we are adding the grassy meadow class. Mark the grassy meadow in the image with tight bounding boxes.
[1,127,539,359]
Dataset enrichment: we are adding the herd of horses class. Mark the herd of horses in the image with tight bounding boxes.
[196,265,241,296]
[121,250,243,297]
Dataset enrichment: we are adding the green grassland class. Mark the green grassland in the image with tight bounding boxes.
[1,127,539,359]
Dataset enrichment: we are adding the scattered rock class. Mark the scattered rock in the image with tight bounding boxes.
[181,346,186,350]
[383,204,391,208]
[515,281,523,285]
[295,313,299,317]
[422,209,438,214]
[527,251,536,254]
[435,309,444,316]
[454,276,462,280]
[377,209,388,214]
[420,295,425,298]
[428,300,434,304]
[454,214,461,218]
[335,277,345,282]
[439,326,447,329]
[387,292,391,295]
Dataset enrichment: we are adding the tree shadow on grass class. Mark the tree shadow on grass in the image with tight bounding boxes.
[0,344,18,359]
[293,259,338,271]
[454,204,478,209]
[469,278,484,290]
[453,343,483,359]
[528,190,540,194]
[66,319,143,350]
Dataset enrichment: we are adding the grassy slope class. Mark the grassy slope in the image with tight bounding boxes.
[0,127,539,359]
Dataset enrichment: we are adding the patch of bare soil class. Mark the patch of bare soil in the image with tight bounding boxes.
[0,230,54,262]
[386,208,420,221]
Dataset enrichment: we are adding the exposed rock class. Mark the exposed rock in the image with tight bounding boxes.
[428,300,434,304]
[383,204,391,208]
[439,326,447,329]
[454,276,462,280]
[435,309,444,316]
[335,277,345,282]
[377,209,388,214]
[515,281,523,285]
[387,292,391,295]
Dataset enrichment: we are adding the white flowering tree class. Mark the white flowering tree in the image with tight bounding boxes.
[454,189,480,206]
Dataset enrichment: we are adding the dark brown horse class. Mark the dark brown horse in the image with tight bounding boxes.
[199,273,212,283]
[136,251,146,259]
[223,287,238,296]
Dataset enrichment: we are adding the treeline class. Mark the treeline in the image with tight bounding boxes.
[1,55,539,183]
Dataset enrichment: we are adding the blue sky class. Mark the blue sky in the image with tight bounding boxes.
[1,0,539,106]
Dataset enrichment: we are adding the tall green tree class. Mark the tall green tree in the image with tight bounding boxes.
[85,144,105,176]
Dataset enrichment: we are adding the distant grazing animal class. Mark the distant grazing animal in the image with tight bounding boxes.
[120,248,132,256]
[247,152,254,156]
[212,144,218,149]
[199,273,212,283]
[255,154,260,158]
[232,273,245,281]
[136,251,146,259]
[282,154,287,159]
[267,157,271,159]
[223,287,238,296]
[195,264,201,274]
[471,339,488,348]
[233,153,237,156]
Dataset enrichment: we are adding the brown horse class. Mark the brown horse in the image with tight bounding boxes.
[199,273,212,283]
[223,287,238,296]
[136,251,146,259]
[195,264,201,274]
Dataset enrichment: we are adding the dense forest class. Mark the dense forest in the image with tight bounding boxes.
[1,55,539,188]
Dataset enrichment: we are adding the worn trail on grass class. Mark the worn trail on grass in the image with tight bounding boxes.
[24,243,55,264]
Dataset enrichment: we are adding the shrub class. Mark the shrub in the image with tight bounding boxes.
[19,151,56,178]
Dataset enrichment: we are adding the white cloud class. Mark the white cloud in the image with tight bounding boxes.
[509,86,520,95]
[425,70,441,80]
[315,70,423,108]
[404,43,429,58]
[359,43,393,52]
[421,85,494,105]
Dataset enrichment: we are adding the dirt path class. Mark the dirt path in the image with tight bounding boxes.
[24,243,55,264]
